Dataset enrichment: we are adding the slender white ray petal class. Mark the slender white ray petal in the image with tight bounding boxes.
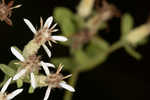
[59,81,75,92]
[13,69,27,80]
[44,86,51,100]
[24,19,37,34]
[44,16,53,28]
[51,36,68,42]
[40,61,50,75]
[7,89,23,100]
[10,4,22,9]
[1,78,12,93]
[30,72,36,89]
[43,62,55,68]
[52,29,59,32]
[42,44,51,58]
[11,47,25,62]
[51,23,57,30]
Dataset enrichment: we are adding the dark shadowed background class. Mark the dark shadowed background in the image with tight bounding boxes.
[0,0,150,100]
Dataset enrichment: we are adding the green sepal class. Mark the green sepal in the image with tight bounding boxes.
[16,79,23,88]
[28,85,35,94]
[8,60,21,71]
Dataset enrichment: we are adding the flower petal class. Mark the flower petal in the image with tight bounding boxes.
[59,81,75,92]
[11,47,25,62]
[1,77,12,93]
[42,44,51,58]
[7,89,23,100]
[43,86,51,100]
[52,29,58,32]
[24,19,37,34]
[10,4,22,9]
[44,16,53,28]
[13,69,27,80]
[40,61,50,75]
[43,62,55,68]
[51,36,68,42]
[30,72,36,89]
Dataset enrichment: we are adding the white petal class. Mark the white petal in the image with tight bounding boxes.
[1,78,12,93]
[30,72,36,89]
[42,44,51,58]
[51,36,68,42]
[24,19,37,34]
[10,4,22,9]
[43,62,55,68]
[44,86,51,100]
[44,16,53,28]
[51,23,57,30]
[52,29,58,32]
[40,61,50,75]
[59,81,75,92]
[11,47,25,62]
[7,89,23,100]
[13,69,27,80]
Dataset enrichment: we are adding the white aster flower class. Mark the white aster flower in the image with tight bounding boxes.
[40,63,75,100]
[0,77,23,100]
[10,47,55,89]
[23,16,68,58]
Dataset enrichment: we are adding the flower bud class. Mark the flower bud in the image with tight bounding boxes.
[77,0,95,18]
[126,23,150,44]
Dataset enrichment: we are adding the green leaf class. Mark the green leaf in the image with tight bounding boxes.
[53,7,76,36]
[51,57,77,71]
[85,37,109,57]
[74,15,85,30]
[92,36,110,50]
[124,45,142,60]
[28,85,35,94]
[16,79,23,88]
[74,49,89,67]
[0,64,16,77]
[79,37,109,71]
[121,13,134,38]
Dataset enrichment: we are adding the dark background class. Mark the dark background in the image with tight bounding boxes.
[0,0,150,100]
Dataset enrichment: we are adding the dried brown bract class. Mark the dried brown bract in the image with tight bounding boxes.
[0,0,21,25]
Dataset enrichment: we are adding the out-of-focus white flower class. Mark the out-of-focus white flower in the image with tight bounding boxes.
[40,62,75,100]
[126,23,150,44]
[23,16,68,58]
[10,47,55,89]
[0,77,23,100]
[77,0,95,18]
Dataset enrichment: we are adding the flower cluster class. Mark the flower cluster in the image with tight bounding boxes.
[0,0,21,25]
[23,17,67,58]
[5,16,75,100]
[0,0,75,99]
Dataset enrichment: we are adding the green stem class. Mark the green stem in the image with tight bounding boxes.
[107,41,124,54]
[63,69,80,100]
